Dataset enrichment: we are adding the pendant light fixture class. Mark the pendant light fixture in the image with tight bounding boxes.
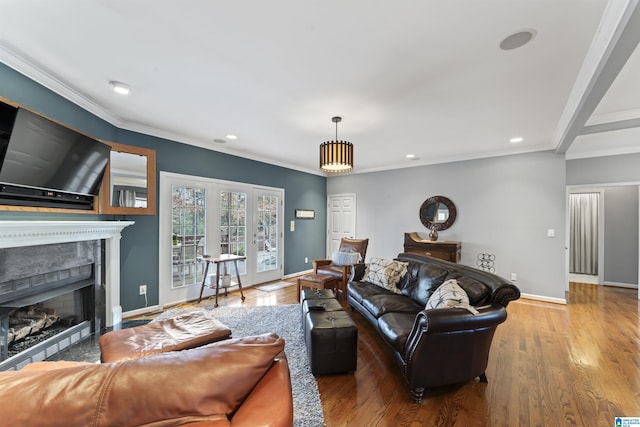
[320,116,353,173]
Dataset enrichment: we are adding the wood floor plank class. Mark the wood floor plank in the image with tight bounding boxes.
[161,280,640,426]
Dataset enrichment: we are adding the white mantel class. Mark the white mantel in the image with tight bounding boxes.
[0,220,134,326]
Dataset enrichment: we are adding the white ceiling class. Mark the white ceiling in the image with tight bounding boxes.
[1,1,639,175]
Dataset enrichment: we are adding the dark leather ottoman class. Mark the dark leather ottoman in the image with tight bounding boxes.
[304,310,357,375]
[301,297,344,335]
[300,288,336,304]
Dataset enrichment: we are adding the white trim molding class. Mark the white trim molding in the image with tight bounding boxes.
[0,220,134,326]
[520,293,567,305]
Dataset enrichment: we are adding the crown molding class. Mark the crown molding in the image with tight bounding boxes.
[0,43,124,126]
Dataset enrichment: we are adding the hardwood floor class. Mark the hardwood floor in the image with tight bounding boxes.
[164,280,640,426]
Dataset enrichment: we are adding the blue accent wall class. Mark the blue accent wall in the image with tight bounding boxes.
[0,63,326,312]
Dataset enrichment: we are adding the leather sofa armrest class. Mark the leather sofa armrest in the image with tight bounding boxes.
[404,304,507,357]
[350,263,367,282]
[312,259,332,273]
[231,354,293,427]
[488,283,521,307]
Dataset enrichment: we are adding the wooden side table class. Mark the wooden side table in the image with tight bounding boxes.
[403,232,461,263]
[297,273,339,302]
[198,254,246,307]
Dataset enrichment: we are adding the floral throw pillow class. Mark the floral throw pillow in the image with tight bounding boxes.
[331,251,361,266]
[364,258,408,294]
[425,279,479,314]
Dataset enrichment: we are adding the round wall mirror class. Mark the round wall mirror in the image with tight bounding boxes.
[419,195,457,231]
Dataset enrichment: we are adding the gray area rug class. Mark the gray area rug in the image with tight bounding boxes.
[157,304,325,427]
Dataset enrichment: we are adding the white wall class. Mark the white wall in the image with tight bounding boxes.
[604,186,639,285]
[328,150,567,301]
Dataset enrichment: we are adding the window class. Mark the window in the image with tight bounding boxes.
[171,186,206,288]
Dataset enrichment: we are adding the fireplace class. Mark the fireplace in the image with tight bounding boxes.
[0,221,133,370]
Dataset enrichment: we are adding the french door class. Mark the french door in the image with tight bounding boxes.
[252,188,282,284]
[159,172,283,308]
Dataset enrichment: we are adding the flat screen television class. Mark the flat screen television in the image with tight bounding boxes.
[0,104,111,209]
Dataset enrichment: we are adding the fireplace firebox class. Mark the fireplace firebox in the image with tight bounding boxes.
[0,241,102,370]
[0,220,133,371]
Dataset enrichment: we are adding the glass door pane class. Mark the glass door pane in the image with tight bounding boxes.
[256,194,279,273]
[172,186,206,289]
[219,191,247,276]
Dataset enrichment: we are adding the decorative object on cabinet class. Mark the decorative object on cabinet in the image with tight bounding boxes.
[99,141,156,215]
[419,195,457,231]
[404,232,461,263]
[428,225,438,241]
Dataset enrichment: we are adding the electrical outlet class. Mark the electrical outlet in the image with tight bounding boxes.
[139,285,147,295]
[305,257,309,263]
[510,273,517,282]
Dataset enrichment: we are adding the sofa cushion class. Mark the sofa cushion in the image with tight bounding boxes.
[402,264,450,306]
[377,312,416,353]
[347,280,386,304]
[316,264,345,279]
[331,251,361,266]
[362,294,423,318]
[364,258,408,293]
[446,274,490,306]
[426,279,479,314]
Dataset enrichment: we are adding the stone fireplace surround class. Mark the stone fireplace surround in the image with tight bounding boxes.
[0,221,134,328]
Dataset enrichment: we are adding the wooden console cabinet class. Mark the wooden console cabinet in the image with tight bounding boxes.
[403,232,461,263]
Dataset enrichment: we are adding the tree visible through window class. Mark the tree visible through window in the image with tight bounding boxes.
[220,191,247,275]
[171,186,206,288]
[257,194,278,272]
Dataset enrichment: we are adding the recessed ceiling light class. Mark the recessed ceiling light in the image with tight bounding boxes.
[109,81,131,95]
[406,154,415,159]
[226,134,237,140]
[213,138,227,144]
[510,137,524,143]
[500,30,536,50]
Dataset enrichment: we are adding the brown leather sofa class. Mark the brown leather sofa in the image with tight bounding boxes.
[347,253,520,402]
[0,334,293,427]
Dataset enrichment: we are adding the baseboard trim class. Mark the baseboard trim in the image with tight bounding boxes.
[283,269,313,279]
[520,293,567,305]
[123,305,161,320]
[604,281,638,289]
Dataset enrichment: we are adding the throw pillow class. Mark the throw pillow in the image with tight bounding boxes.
[425,279,479,314]
[331,251,361,266]
[364,258,408,294]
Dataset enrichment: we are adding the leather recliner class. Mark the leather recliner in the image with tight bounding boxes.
[0,333,293,427]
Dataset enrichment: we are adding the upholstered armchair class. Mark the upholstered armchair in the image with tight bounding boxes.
[313,238,369,298]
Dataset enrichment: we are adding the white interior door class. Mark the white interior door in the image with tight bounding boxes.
[327,193,356,257]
